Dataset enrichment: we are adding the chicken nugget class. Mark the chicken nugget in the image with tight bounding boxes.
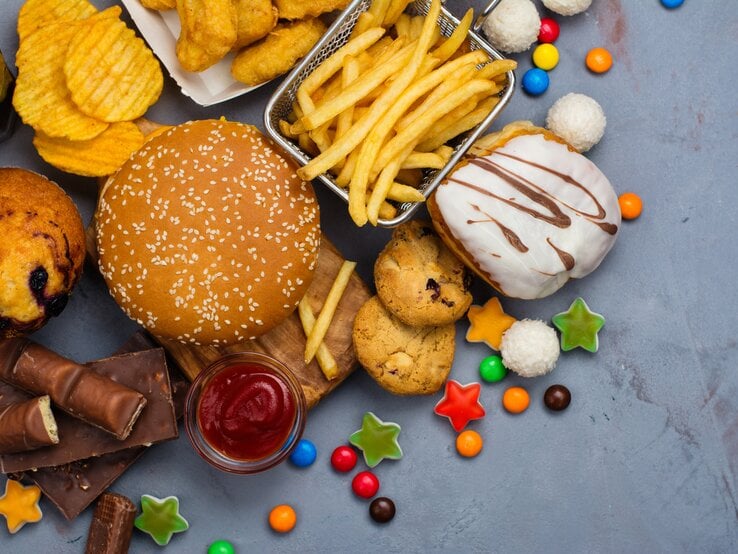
[274,0,350,20]
[234,0,278,49]
[176,0,237,72]
[231,18,327,87]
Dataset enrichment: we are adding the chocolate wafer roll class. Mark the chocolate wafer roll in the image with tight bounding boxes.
[0,395,58,454]
[0,338,146,440]
[85,492,136,554]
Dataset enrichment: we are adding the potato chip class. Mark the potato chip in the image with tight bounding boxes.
[17,0,98,41]
[64,16,163,122]
[33,121,145,177]
[13,19,110,140]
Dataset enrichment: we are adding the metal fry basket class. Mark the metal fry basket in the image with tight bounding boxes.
[264,0,515,227]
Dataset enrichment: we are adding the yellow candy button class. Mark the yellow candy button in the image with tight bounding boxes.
[532,43,560,71]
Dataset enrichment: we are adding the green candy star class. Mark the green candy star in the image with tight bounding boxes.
[349,412,403,468]
[134,495,189,546]
[552,297,605,353]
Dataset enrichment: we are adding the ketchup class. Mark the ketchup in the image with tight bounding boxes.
[197,363,296,461]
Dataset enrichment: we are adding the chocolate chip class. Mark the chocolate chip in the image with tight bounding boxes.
[425,278,440,301]
[419,226,434,237]
[463,271,473,291]
[29,267,48,292]
[441,298,455,307]
[0,318,9,330]
[46,294,69,317]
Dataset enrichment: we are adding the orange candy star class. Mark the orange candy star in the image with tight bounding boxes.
[0,479,43,534]
[466,297,517,350]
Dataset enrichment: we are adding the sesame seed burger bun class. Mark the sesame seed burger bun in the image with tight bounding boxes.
[95,119,321,345]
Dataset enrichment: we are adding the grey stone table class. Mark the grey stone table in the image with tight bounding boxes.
[1,1,737,552]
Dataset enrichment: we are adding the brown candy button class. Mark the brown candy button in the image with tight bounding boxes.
[369,497,396,524]
[544,384,571,411]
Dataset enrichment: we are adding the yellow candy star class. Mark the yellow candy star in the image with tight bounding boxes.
[465,297,517,350]
[0,479,43,534]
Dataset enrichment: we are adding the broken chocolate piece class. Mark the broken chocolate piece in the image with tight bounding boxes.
[0,395,58,454]
[85,492,136,554]
[0,349,177,473]
[0,338,146,439]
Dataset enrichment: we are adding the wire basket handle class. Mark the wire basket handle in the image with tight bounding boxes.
[472,0,503,33]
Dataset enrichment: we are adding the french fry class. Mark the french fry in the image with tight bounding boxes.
[385,181,425,202]
[371,79,497,177]
[298,297,339,380]
[367,151,407,224]
[304,261,357,364]
[301,41,415,131]
[417,95,500,152]
[476,59,517,80]
[296,27,385,114]
[394,13,411,39]
[431,8,473,63]
[383,0,412,27]
[367,0,391,27]
[347,48,482,224]
[350,11,375,37]
[401,151,445,169]
[335,56,360,141]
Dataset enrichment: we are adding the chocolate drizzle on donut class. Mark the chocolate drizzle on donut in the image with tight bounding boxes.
[546,237,575,271]
[467,204,529,253]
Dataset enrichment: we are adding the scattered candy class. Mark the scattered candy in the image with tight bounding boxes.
[551,297,605,352]
[352,471,380,499]
[545,92,606,152]
[482,0,541,54]
[268,504,296,533]
[349,412,403,468]
[618,192,643,220]
[330,445,358,472]
[134,495,189,546]
[369,497,396,523]
[532,43,559,71]
[544,384,572,411]
[466,297,517,350]
[434,380,486,432]
[661,0,684,8]
[500,319,560,377]
[456,430,484,458]
[542,0,592,16]
[585,47,613,74]
[521,68,549,96]
[502,387,530,414]
[0,479,42,534]
[208,539,236,554]
[479,355,507,383]
[538,17,560,43]
[289,438,317,468]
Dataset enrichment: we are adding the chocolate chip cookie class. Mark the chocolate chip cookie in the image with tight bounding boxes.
[352,296,455,395]
[374,220,472,327]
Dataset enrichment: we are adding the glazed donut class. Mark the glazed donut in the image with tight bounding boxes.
[428,122,620,299]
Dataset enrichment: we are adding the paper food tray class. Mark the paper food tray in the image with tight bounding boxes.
[121,0,267,106]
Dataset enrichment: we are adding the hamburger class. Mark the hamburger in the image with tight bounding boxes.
[96,119,321,345]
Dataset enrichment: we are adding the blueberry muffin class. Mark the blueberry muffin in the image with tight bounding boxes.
[0,168,86,337]
[374,220,472,327]
[353,296,455,395]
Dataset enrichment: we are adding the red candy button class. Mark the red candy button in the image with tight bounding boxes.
[352,471,380,499]
[538,18,560,43]
[330,445,358,472]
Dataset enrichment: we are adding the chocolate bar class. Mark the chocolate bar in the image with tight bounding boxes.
[0,395,58,454]
[0,338,146,439]
[85,492,136,554]
[0,348,177,473]
[27,332,188,520]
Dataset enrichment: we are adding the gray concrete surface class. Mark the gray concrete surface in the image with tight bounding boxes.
[1,0,737,552]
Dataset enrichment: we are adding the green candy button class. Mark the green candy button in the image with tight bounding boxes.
[208,540,236,554]
[479,355,507,383]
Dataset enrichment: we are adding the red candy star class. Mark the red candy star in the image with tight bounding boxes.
[434,380,486,432]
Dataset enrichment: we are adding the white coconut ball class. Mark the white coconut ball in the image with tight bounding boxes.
[546,92,606,152]
[542,0,592,16]
[482,0,540,54]
[500,319,560,377]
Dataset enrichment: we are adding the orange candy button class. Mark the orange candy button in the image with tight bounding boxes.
[618,192,643,219]
[502,387,530,414]
[269,504,297,533]
[456,430,483,458]
[586,47,613,73]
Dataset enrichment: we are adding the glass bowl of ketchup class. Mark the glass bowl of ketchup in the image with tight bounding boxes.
[185,352,307,474]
